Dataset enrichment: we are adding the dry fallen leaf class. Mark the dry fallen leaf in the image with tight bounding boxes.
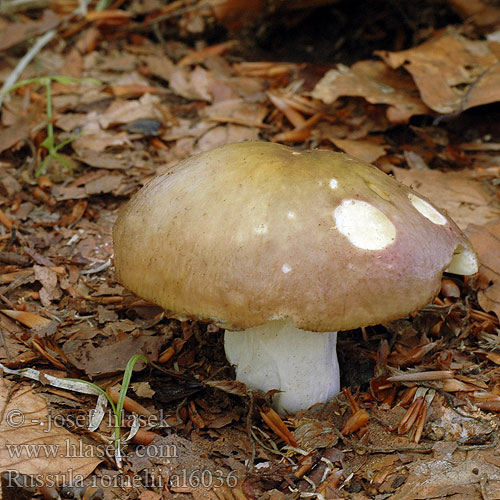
[389,447,500,500]
[311,60,430,123]
[377,28,500,114]
[0,116,35,155]
[34,265,62,307]
[169,66,222,102]
[71,110,132,153]
[464,61,500,110]
[4,3,500,498]
[447,0,500,27]
[127,434,223,499]
[63,335,164,376]
[292,418,339,451]
[466,219,500,319]
[0,379,100,480]
[392,167,500,229]
[84,174,123,196]
[0,9,59,51]
[1,310,52,330]
[131,381,155,399]
[98,93,165,129]
[203,99,269,128]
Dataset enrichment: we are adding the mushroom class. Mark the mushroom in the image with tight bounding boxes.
[113,142,478,414]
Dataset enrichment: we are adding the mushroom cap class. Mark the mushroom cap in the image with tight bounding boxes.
[113,142,477,332]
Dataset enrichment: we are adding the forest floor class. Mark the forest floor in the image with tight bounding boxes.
[1,0,500,499]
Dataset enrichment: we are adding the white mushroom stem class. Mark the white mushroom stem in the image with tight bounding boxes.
[224,319,339,414]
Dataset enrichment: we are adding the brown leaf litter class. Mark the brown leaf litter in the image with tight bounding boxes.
[0,378,101,479]
[2,1,500,499]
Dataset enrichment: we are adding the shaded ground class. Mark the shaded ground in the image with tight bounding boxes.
[235,0,463,64]
[1,1,500,499]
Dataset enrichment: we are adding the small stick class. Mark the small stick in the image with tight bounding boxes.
[387,370,453,382]
[0,29,57,107]
[106,386,153,417]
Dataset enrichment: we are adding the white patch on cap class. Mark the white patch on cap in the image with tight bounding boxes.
[334,199,396,250]
[287,211,296,219]
[329,178,338,189]
[282,264,292,273]
[446,245,479,275]
[408,194,447,225]
[292,151,301,155]
[254,223,268,234]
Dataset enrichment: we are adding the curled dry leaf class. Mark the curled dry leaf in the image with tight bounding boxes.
[169,66,221,102]
[370,376,396,403]
[388,342,439,367]
[98,93,165,129]
[311,60,430,123]
[341,409,370,435]
[377,28,500,114]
